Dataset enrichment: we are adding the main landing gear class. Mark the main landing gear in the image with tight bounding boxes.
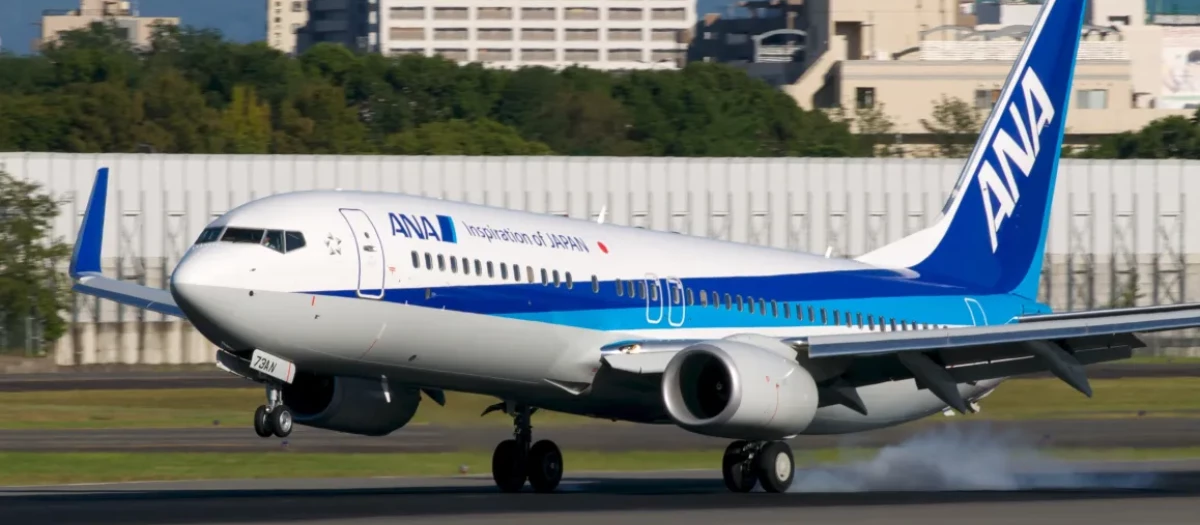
[721,440,795,493]
[490,404,564,493]
[253,383,293,438]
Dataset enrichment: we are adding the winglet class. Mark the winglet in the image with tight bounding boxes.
[69,167,109,279]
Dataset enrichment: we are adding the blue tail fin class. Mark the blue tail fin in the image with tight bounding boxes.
[858,0,1086,299]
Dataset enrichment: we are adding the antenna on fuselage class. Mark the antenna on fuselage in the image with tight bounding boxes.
[596,205,607,224]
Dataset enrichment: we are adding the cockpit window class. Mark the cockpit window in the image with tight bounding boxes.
[218,227,306,254]
[263,230,285,252]
[196,227,224,244]
[221,228,265,244]
[285,231,306,252]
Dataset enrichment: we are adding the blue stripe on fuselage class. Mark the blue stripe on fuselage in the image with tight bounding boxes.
[305,269,1046,331]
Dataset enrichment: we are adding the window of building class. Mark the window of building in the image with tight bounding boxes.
[1077,89,1108,109]
[974,88,1001,110]
[291,1,303,12]
[855,87,875,109]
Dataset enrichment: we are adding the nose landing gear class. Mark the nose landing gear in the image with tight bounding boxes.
[253,383,293,438]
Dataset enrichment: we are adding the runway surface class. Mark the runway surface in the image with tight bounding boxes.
[0,417,1197,452]
[1,362,1198,391]
[4,464,1200,525]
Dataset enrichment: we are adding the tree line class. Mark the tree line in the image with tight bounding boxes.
[0,22,869,158]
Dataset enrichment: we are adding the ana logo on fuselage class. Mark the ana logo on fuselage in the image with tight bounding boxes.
[389,213,458,244]
[978,67,1055,253]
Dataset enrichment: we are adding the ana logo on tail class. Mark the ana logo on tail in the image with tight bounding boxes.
[979,68,1055,253]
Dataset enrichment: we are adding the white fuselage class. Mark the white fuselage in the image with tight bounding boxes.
[170,190,1007,434]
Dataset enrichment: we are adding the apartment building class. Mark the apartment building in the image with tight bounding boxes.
[268,0,310,53]
[39,0,178,49]
[296,0,380,54]
[378,0,695,70]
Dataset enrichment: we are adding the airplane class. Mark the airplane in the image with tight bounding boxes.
[66,0,1193,494]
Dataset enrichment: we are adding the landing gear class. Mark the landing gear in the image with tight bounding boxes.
[253,383,293,438]
[489,403,564,493]
[721,440,794,493]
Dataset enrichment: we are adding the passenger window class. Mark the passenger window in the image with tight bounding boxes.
[809,306,815,322]
[724,293,732,310]
[474,259,482,275]
[262,230,285,253]
[499,263,507,280]
[638,281,647,299]
[736,295,743,312]
[424,253,433,270]
[592,275,599,293]
[856,313,863,328]
[411,251,420,268]
[649,283,658,301]
[820,308,828,324]
[437,254,446,271]
[463,257,472,274]
[221,227,264,244]
[541,268,549,285]
[450,257,458,273]
[527,266,535,283]
[673,286,681,305]
[566,272,573,289]
[846,314,853,328]
[867,315,875,330]
[686,289,694,306]
[552,270,560,287]
[771,300,778,318]
[759,299,767,316]
[833,310,840,324]
[487,261,495,278]
[195,226,224,244]
[890,318,897,331]
[699,291,708,306]
[512,263,521,281]
[616,279,624,296]
[285,231,306,252]
[628,281,636,297]
[746,297,755,314]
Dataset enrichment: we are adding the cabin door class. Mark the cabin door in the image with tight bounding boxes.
[339,208,386,299]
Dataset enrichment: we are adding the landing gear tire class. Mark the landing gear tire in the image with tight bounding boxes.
[270,405,293,438]
[527,440,564,493]
[253,405,272,438]
[492,439,527,493]
[755,441,794,493]
[721,440,757,493]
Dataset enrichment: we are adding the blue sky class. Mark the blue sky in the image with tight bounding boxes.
[0,0,263,55]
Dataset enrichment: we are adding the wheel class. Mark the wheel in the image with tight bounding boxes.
[270,405,293,438]
[492,439,527,492]
[755,441,794,493]
[527,440,564,493]
[721,441,756,492]
[253,405,272,438]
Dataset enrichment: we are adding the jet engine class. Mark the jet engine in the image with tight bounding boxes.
[280,372,421,436]
[660,340,819,440]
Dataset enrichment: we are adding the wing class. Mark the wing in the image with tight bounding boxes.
[69,167,188,319]
[596,303,1200,415]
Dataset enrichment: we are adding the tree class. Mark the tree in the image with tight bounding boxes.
[829,103,902,157]
[221,85,273,154]
[383,119,553,155]
[921,95,985,157]
[0,171,72,354]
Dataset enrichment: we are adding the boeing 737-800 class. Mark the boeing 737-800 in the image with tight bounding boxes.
[65,0,1198,494]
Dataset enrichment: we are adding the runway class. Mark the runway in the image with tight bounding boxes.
[0,362,1197,392]
[3,465,1200,525]
[0,417,1197,452]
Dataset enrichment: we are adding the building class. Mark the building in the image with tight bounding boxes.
[296,0,380,54]
[693,0,1199,147]
[38,0,178,49]
[268,0,310,53]
[376,0,695,70]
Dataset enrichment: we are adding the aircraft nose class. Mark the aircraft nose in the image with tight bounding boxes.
[169,247,253,349]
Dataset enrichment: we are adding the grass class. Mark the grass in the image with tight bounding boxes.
[0,377,1197,431]
[3,447,1200,487]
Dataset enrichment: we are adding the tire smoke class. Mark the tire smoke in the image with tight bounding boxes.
[788,423,1161,492]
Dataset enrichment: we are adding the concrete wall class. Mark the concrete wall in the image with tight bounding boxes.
[2,152,1198,364]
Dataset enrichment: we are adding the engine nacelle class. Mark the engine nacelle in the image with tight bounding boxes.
[661,340,819,440]
[280,372,421,436]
